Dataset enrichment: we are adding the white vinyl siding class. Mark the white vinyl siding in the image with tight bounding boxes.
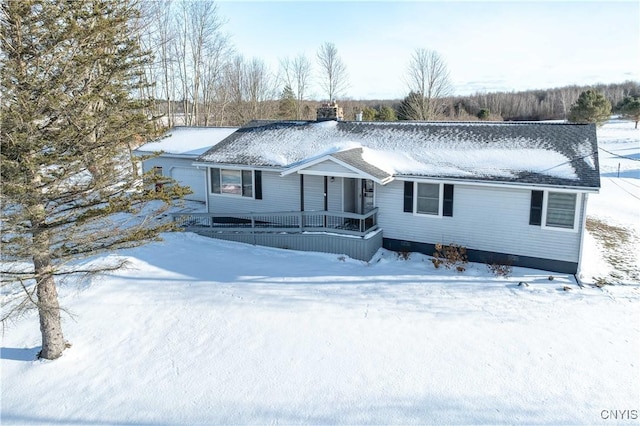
[171,167,206,202]
[139,156,206,202]
[304,175,324,211]
[377,180,584,263]
[328,177,343,211]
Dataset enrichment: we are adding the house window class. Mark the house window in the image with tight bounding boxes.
[221,169,242,195]
[417,183,440,215]
[530,191,578,230]
[546,192,577,229]
[210,168,262,199]
[404,181,454,217]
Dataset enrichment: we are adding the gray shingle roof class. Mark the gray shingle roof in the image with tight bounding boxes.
[196,120,600,189]
[330,148,393,183]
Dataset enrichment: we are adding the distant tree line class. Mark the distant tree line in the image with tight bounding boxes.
[443,81,639,122]
[136,1,638,127]
[328,81,639,124]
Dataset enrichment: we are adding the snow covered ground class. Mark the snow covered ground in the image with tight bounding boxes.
[2,119,639,425]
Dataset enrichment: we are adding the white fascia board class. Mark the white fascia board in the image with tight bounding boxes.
[134,150,205,162]
[395,176,600,193]
[192,161,281,172]
[282,155,389,185]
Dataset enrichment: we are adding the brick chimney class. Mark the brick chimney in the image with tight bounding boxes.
[316,102,344,121]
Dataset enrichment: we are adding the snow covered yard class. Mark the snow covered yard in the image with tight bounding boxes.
[2,233,639,425]
[2,119,639,425]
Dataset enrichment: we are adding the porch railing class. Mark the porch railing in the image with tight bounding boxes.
[172,208,378,237]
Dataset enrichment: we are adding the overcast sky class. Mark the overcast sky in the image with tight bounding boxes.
[216,1,640,100]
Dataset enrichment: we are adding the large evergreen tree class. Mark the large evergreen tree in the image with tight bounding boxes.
[376,105,397,121]
[568,90,612,126]
[277,84,296,119]
[1,0,187,359]
[361,106,377,121]
[398,92,422,120]
[617,96,640,129]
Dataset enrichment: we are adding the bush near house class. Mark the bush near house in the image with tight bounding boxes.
[431,243,468,272]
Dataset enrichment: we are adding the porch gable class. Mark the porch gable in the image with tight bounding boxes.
[281,148,393,185]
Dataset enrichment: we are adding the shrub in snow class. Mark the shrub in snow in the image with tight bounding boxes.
[397,251,411,261]
[594,276,611,287]
[431,243,468,272]
[487,262,512,278]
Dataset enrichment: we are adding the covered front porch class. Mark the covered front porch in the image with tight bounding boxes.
[183,147,394,260]
[172,208,382,261]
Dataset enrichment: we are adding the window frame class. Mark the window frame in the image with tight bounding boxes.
[406,181,454,218]
[541,191,579,232]
[530,190,581,232]
[220,169,243,195]
[415,182,442,216]
[209,167,258,199]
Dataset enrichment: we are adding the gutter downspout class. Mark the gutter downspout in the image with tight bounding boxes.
[574,193,589,288]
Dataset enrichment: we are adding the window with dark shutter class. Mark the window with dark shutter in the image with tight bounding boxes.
[443,184,454,217]
[254,171,262,200]
[530,190,543,226]
[403,181,413,212]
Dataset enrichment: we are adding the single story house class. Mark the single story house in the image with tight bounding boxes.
[135,126,238,202]
[170,104,600,274]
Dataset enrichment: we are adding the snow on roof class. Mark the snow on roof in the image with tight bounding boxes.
[197,121,600,188]
[136,126,239,156]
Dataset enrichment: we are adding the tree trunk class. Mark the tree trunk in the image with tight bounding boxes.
[33,228,66,360]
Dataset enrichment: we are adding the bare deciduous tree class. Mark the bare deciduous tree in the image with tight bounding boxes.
[316,42,349,102]
[404,48,452,120]
[150,0,177,127]
[280,54,312,119]
[187,1,228,125]
[224,55,277,125]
